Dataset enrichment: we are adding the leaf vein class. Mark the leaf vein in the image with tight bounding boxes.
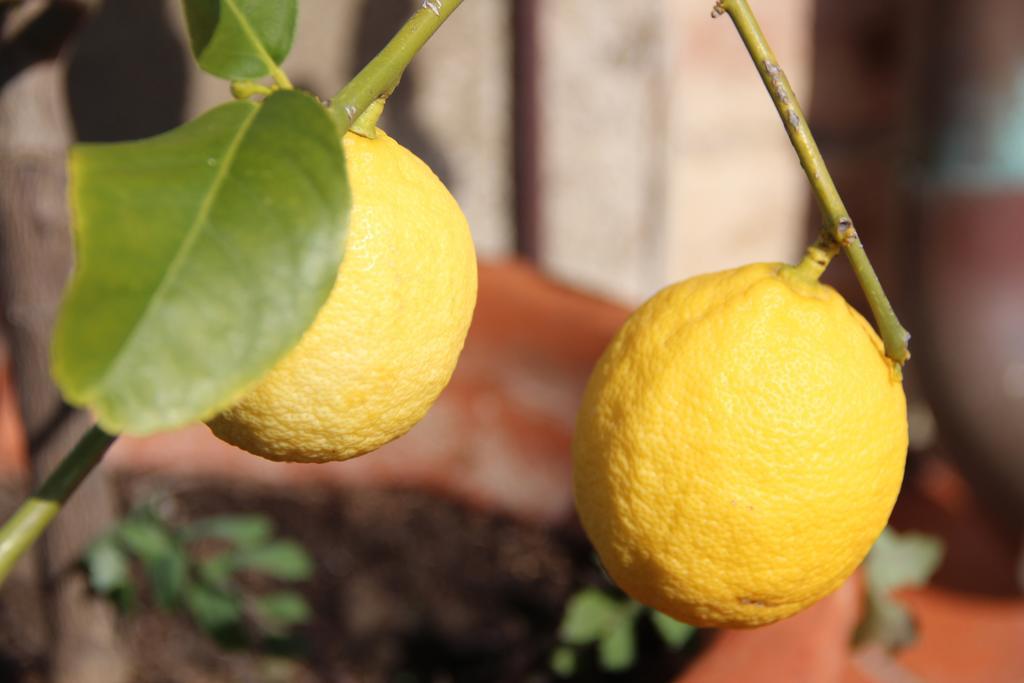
[222,0,281,76]
[94,105,262,398]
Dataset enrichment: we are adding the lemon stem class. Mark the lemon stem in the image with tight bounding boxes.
[0,426,115,587]
[268,64,293,91]
[230,80,275,100]
[791,230,840,281]
[350,97,387,139]
[714,0,910,365]
[329,0,464,136]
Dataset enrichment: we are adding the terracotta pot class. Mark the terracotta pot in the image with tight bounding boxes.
[676,578,862,683]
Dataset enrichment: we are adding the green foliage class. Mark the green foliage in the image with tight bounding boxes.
[649,609,697,649]
[597,612,637,672]
[84,506,315,646]
[856,527,945,650]
[53,90,350,435]
[115,515,188,608]
[232,541,314,581]
[251,590,313,634]
[83,535,133,609]
[183,0,298,80]
[180,513,274,547]
[185,582,243,634]
[558,588,629,646]
[549,646,577,678]
[551,587,697,678]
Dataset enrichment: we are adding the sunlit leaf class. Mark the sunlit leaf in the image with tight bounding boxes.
[183,0,297,79]
[598,616,637,672]
[558,587,623,646]
[53,90,349,434]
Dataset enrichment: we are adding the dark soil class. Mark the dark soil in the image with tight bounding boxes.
[7,476,705,682]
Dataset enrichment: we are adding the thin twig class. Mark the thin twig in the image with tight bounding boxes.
[715,0,910,364]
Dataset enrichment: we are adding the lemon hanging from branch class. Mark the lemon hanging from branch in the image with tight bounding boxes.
[572,0,911,628]
[573,263,907,628]
[209,129,477,462]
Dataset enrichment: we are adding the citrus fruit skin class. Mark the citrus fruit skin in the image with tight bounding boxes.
[208,128,477,463]
[572,262,907,628]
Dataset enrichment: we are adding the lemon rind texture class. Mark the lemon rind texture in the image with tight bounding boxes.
[572,263,907,628]
[209,129,478,463]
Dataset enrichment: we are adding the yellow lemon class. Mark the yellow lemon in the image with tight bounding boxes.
[572,262,907,628]
[208,129,477,463]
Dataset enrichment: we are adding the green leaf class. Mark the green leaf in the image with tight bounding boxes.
[183,0,298,79]
[53,90,349,434]
[864,528,944,595]
[855,527,945,651]
[856,594,919,651]
[115,516,176,564]
[197,552,237,590]
[251,590,312,630]
[233,540,313,581]
[138,543,187,609]
[182,514,274,548]
[558,588,624,646]
[649,610,696,650]
[598,617,637,673]
[84,536,130,596]
[549,646,577,679]
[185,582,243,634]
[115,516,187,608]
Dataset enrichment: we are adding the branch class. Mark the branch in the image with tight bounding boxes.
[714,0,910,365]
[0,426,115,586]
[330,0,464,133]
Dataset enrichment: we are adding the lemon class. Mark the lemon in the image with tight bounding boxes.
[208,128,477,463]
[572,262,907,628]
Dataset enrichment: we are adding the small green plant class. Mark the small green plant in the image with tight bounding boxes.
[550,587,697,678]
[549,526,942,677]
[855,527,945,650]
[84,506,314,646]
